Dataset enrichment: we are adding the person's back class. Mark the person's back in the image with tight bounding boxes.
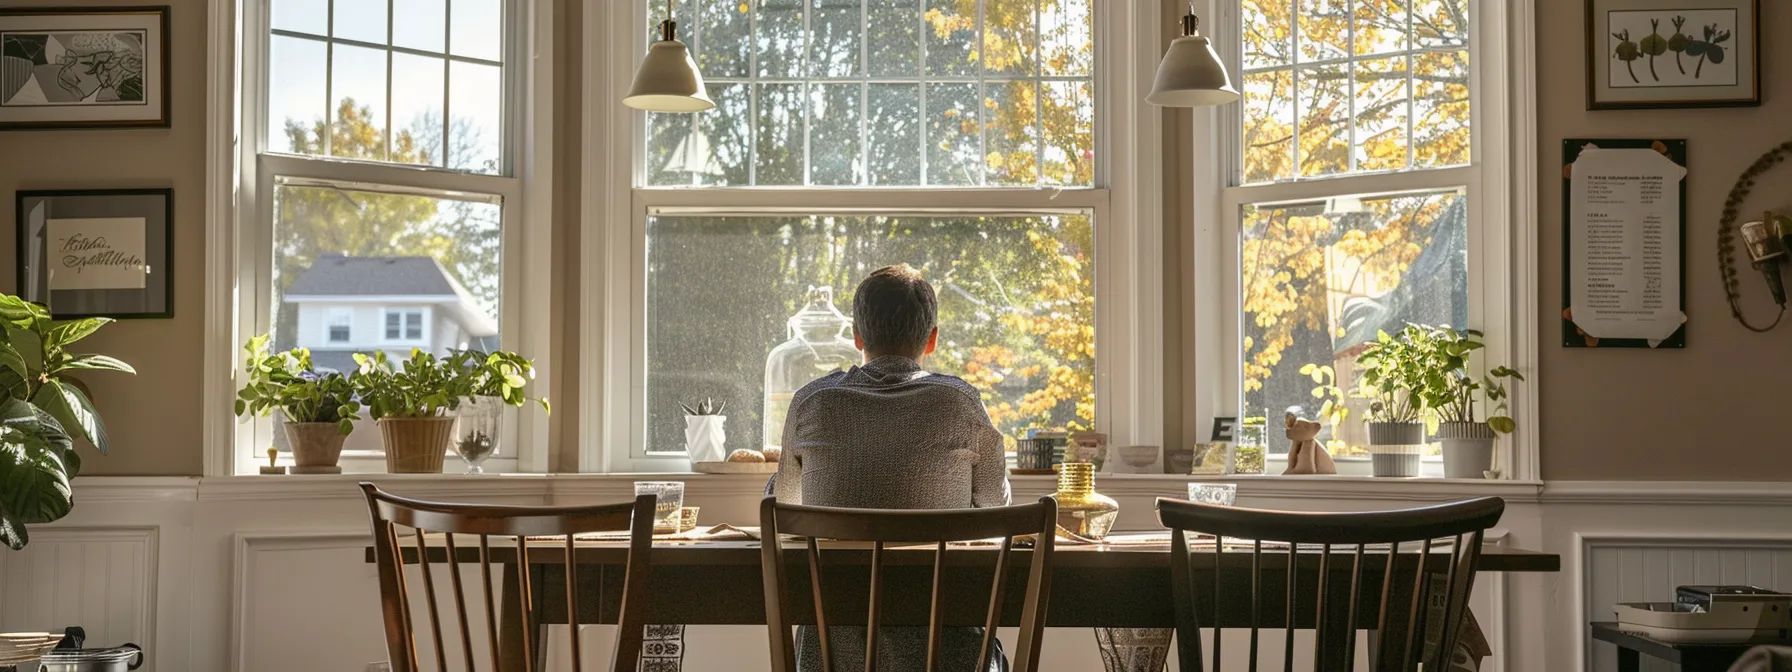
[772,265,1011,671]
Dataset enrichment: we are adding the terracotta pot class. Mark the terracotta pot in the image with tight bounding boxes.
[282,421,348,468]
[378,416,455,474]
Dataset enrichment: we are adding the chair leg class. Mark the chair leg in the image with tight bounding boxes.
[498,563,529,672]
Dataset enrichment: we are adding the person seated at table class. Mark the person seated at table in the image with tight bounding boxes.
[773,263,1012,671]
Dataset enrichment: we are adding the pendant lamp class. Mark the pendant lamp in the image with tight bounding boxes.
[1147,4,1240,107]
[624,0,715,112]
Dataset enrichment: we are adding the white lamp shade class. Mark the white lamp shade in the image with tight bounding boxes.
[624,39,715,112]
[1147,34,1240,107]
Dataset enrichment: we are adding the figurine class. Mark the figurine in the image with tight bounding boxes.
[259,447,287,475]
[1281,412,1336,475]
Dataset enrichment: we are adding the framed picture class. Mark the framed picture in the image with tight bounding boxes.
[1586,0,1759,110]
[16,188,173,318]
[0,6,171,130]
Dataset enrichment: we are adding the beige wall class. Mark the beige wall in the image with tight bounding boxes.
[0,0,208,475]
[11,0,1786,479]
[1537,0,1792,480]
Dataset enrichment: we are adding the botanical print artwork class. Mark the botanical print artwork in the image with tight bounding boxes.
[1607,10,1738,88]
[1,30,148,107]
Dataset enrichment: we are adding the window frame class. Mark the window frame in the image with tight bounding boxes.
[582,0,1169,472]
[382,307,428,344]
[215,0,558,476]
[326,306,353,343]
[1188,0,1537,479]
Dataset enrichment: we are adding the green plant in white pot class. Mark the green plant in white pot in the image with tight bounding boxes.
[1430,327,1524,479]
[1354,325,1443,478]
[235,335,360,473]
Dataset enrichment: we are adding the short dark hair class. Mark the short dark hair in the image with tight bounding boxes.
[853,264,937,357]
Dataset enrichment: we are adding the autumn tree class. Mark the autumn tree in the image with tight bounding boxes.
[1238,0,1471,451]
[272,99,500,349]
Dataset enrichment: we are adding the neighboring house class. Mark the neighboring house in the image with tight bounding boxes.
[283,254,499,373]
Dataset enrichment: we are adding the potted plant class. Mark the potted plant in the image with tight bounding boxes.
[0,294,133,549]
[1430,327,1524,479]
[234,335,360,473]
[681,397,727,464]
[353,348,547,474]
[442,349,548,473]
[1354,326,1444,477]
[352,349,463,473]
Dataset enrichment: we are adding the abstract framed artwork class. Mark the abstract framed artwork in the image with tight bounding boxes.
[0,6,171,130]
[16,188,173,319]
[1586,0,1760,110]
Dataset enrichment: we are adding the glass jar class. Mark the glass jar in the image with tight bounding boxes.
[453,396,504,474]
[763,286,859,451]
[1053,462,1119,540]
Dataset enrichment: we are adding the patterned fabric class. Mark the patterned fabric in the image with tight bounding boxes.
[1094,628,1172,672]
[639,624,684,672]
[773,355,1012,672]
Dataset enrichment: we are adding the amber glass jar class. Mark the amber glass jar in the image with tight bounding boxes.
[1053,462,1119,539]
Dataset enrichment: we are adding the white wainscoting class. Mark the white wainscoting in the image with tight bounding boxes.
[0,527,158,655]
[9,475,1788,671]
[1579,538,1792,672]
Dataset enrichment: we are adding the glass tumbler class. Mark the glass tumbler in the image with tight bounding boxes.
[633,481,686,533]
[1187,482,1238,507]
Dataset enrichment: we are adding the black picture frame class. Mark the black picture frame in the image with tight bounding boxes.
[1585,0,1761,110]
[0,6,173,130]
[16,188,174,319]
[1561,139,1686,348]
[1210,416,1238,443]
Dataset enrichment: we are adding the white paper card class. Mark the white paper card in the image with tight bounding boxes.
[1569,147,1687,343]
[47,218,148,291]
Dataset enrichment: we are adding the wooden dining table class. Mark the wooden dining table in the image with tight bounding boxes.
[375,535,1559,670]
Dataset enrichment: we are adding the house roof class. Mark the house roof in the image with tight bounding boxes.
[285,255,464,297]
[285,254,499,337]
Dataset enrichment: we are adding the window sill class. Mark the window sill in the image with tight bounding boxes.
[1006,472,1543,504]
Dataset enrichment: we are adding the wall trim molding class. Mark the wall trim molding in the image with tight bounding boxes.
[1542,480,1792,506]
[0,526,161,663]
[230,530,373,671]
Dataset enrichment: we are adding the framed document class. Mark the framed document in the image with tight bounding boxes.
[17,188,172,318]
[1562,139,1687,348]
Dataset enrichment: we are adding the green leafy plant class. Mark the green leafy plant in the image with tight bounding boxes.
[1354,325,1450,428]
[1613,29,1640,84]
[234,334,360,433]
[0,294,134,550]
[1429,327,1526,434]
[1297,363,1350,428]
[1687,23,1731,78]
[443,349,549,413]
[352,348,548,421]
[680,398,725,416]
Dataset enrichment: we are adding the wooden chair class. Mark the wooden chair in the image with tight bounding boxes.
[1155,496,1505,672]
[360,482,657,672]
[759,495,1059,672]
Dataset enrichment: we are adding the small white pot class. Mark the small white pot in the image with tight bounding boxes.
[1436,421,1497,479]
[684,415,727,464]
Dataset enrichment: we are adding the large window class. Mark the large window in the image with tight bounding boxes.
[1216,0,1498,464]
[624,0,1105,462]
[236,0,535,473]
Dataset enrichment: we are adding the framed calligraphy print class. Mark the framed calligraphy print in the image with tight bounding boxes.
[16,188,172,318]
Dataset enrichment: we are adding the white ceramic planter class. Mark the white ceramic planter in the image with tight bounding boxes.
[1436,421,1497,479]
[684,415,727,464]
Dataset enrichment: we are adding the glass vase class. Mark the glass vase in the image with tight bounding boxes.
[454,396,504,474]
[762,286,858,451]
[1053,462,1119,540]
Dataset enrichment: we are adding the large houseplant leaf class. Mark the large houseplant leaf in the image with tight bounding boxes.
[0,508,26,551]
[1,398,76,480]
[46,318,112,348]
[60,354,137,374]
[0,424,73,526]
[32,380,107,454]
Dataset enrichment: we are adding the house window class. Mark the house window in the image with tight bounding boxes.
[233,0,544,474]
[1211,0,1508,464]
[327,308,352,343]
[621,0,1111,463]
[385,309,425,341]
